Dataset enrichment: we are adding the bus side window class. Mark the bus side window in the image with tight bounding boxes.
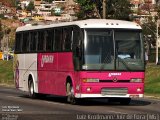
[22,32,30,53]
[55,28,62,51]
[38,31,45,52]
[46,29,53,52]
[63,27,72,51]
[51,28,55,51]
[15,33,22,53]
[73,26,82,56]
[72,26,82,70]
[30,32,37,52]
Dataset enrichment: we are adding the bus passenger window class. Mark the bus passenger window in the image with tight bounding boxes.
[30,32,37,52]
[63,27,72,51]
[46,29,53,52]
[15,33,22,52]
[22,32,30,52]
[73,27,81,51]
[55,28,62,51]
[38,31,45,51]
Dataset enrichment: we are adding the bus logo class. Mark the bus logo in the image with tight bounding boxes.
[41,55,54,67]
[113,77,118,82]
[108,73,121,77]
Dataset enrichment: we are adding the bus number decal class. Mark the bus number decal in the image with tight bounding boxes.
[41,55,54,67]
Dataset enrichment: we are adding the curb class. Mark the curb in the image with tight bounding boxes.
[0,84,14,88]
[144,95,160,100]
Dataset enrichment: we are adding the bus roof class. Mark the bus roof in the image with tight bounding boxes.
[16,19,141,32]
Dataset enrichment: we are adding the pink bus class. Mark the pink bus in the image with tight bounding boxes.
[14,19,145,104]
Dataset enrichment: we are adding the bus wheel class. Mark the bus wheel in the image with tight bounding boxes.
[66,82,76,104]
[28,80,36,98]
[119,98,131,105]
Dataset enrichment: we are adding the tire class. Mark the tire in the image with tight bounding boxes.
[28,80,37,98]
[119,98,131,105]
[66,82,76,104]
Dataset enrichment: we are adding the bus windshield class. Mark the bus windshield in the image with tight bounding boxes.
[83,29,144,71]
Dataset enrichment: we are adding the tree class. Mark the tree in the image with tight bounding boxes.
[43,0,54,3]
[75,0,133,20]
[142,20,156,54]
[141,4,160,51]
[26,1,35,11]
[0,21,4,50]
[106,0,132,20]
[75,0,98,19]
[16,0,22,10]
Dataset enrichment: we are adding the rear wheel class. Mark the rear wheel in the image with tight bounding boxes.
[28,80,37,98]
[66,82,76,104]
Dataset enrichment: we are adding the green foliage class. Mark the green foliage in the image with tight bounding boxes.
[0,0,16,7]
[76,0,132,20]
[26,1,35,11]
[0,14,5,19]
[106,0,132,20]
[10,0,16,7]
[141,5,160,49]
[154,4,160,19]
[75,0,97,19]
[0,60,14,85]
[141,20,157,47]
[43,0,54,3]
[0,20,3,40]
[145,64,160,95]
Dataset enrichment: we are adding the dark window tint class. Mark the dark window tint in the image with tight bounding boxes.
[63,27,72,51]
[72,26,81,50]
[55,28,62,51]
[15,33,22,52]
[38,31,45,51]
[22,32,30,52]
[30,32,38,52]
[46,29,54,52]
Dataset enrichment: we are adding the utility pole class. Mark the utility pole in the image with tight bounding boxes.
[103,0,106,19]
[156,20,159,64]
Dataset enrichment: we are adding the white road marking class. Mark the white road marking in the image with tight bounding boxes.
[108,111,127,114]
[7,95,66,106]
[7,96,21,99]
[45,101,65,106]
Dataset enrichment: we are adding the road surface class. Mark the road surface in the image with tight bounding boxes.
[0,86,160,120]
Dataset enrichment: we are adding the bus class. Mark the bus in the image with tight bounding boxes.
[14,19,145,104]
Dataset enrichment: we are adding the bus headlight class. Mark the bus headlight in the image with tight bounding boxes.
[83,78,99,83]
[130,78,142,83]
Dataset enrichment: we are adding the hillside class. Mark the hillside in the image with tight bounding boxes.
[0,0,16,7]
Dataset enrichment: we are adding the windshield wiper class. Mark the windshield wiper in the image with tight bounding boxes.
[117,57,131,71]
[100,52,113,70]
[100,56,108,70]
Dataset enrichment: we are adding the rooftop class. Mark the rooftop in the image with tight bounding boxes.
[16,19,142,32]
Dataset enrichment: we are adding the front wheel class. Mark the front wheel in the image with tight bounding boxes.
[66,82,77,104]
[119,98,131,105]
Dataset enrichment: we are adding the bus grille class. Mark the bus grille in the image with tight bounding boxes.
[99,80,130,83]
[101,88,128,96]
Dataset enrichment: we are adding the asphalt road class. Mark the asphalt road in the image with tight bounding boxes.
[0,86,160,120]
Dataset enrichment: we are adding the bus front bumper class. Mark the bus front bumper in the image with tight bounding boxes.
[75,93,143,98]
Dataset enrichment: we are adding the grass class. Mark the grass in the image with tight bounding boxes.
[0,60,14,85]
[0,60,159,97]
[144,63,160,97]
